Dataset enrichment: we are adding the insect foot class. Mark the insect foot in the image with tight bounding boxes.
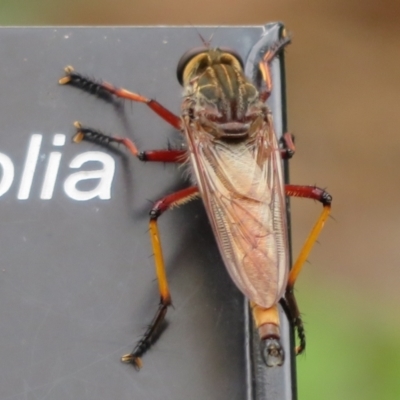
[121,353,143,371]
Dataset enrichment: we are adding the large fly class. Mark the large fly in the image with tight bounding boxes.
[59,32,332,369]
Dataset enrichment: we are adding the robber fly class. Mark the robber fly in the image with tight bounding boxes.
[59,32,331,369]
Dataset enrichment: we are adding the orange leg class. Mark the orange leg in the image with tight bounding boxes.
[284,185,332,354]
[59,66,182,129]
[71,122,195,369]
[121,186,200,369]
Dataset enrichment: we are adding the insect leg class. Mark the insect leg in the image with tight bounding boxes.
[73,122,187,163]
[284,185,332,354]
[285,185,332,287]
[121,186,200,369]
[280,132,295,159]
[59,66,181,129]
[258,35,291,101]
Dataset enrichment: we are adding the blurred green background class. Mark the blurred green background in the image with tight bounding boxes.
[2,1,400,399]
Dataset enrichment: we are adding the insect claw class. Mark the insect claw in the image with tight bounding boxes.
[58,66,74,85]
[72,121,84,143]
[121,353,143,370]
[58,76,71,85]
[72,132,84,143]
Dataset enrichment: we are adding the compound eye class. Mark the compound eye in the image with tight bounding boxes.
[218,47,244,69]
[177,47,208,86]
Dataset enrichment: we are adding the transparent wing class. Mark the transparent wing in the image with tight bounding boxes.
[185,118,289,308]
